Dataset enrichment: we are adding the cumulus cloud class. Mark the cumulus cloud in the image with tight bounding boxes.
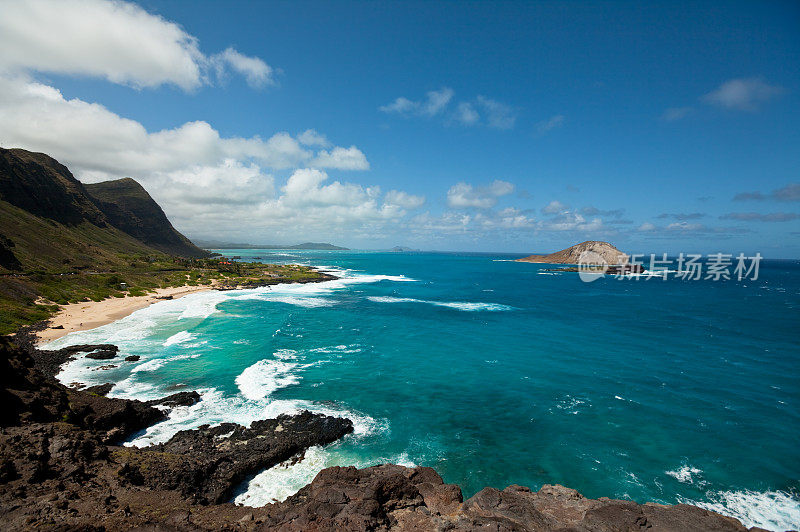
[0,0,273,90]
[0,77,370,176]
[536,114,565,133]
[540,212,602,232]
[734,183,800,202]
[702,78,785,111]
[542,200,569,215]
[638,222,656,232]
[211,47,275,88]
[385,190,425,210]
[447,180,515,209]
[297,129,331,147]
[0,75,416,242]
[310,146,370,170]
[720,212,800,222]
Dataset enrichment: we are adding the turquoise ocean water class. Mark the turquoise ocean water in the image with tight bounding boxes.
[46,250,800,530]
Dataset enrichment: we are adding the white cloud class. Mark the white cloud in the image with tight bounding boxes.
[297,129,331,147]
[666,221,705,232]
[539,212,602,232]
[310,146,370,170]
[476,96,517,130]
[211,47,274,88]
[0,76,372,177]
[536,114,565,133]
[381,89,516,130]
[379,87,454,117]
[379,97,417,114]
[455,102,479,125]
[447,180,514,209]
[0,0,273,91]
[702,78,785,111]
[385,190,425,210]
[0,75,409,242]
[638,222,656,232]
[542,200,568,214]
[421,88,454,116]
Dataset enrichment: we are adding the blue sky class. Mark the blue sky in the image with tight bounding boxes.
[0,0,798,256]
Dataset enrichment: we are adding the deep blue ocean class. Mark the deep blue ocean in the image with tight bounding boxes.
[46,250,800,530]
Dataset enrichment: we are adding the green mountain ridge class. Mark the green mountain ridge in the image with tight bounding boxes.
[85,178,207,258]
[0,148,206,273]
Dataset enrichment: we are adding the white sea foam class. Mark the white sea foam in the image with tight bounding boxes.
[666,465,704,485]
[262,296,336,308]
[131,358,170,373]
[367,296,514,311]
[236,358,301,400]
[682,490,800,531]
[164,331,195,346]
[235,446,415,506]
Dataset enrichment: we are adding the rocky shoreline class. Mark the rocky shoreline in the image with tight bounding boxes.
[0,336,768,531]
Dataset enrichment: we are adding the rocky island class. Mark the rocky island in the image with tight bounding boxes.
[516,241,629,265]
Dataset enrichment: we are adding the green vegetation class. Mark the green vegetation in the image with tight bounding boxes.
[0,256,329,335]
[0,147,331,334]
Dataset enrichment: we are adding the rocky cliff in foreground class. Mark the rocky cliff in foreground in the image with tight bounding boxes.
[517,241,628,265]
[0,337,767,531]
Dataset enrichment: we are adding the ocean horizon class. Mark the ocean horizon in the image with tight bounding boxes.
[44,249,800,531]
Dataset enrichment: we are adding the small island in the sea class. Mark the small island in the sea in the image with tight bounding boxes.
[516,240,628,265]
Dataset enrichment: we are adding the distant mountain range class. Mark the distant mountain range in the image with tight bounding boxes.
[194,240,348,251]
[0,147,207,273]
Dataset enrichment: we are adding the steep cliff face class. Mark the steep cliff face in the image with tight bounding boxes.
[0,148,107,226]
[0,147,207,273]
[517,241,628,265]
[85,178,207,258]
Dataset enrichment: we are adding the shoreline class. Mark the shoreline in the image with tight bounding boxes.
[35,284,215,346]
[34,266,340,346]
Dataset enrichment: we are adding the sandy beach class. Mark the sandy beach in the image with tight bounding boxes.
[36,285,215,345]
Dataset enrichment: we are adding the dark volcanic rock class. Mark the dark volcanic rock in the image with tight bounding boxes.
[27,342,119,377]
[62,344,119,354]
[0,337,70,426]
[119,411,354,504]
[66,390,165,443]
[84,349,117,360]
[145,391,201,408]
[125,355,140,361]
[258,465,758,532]
[83,383,114,396]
